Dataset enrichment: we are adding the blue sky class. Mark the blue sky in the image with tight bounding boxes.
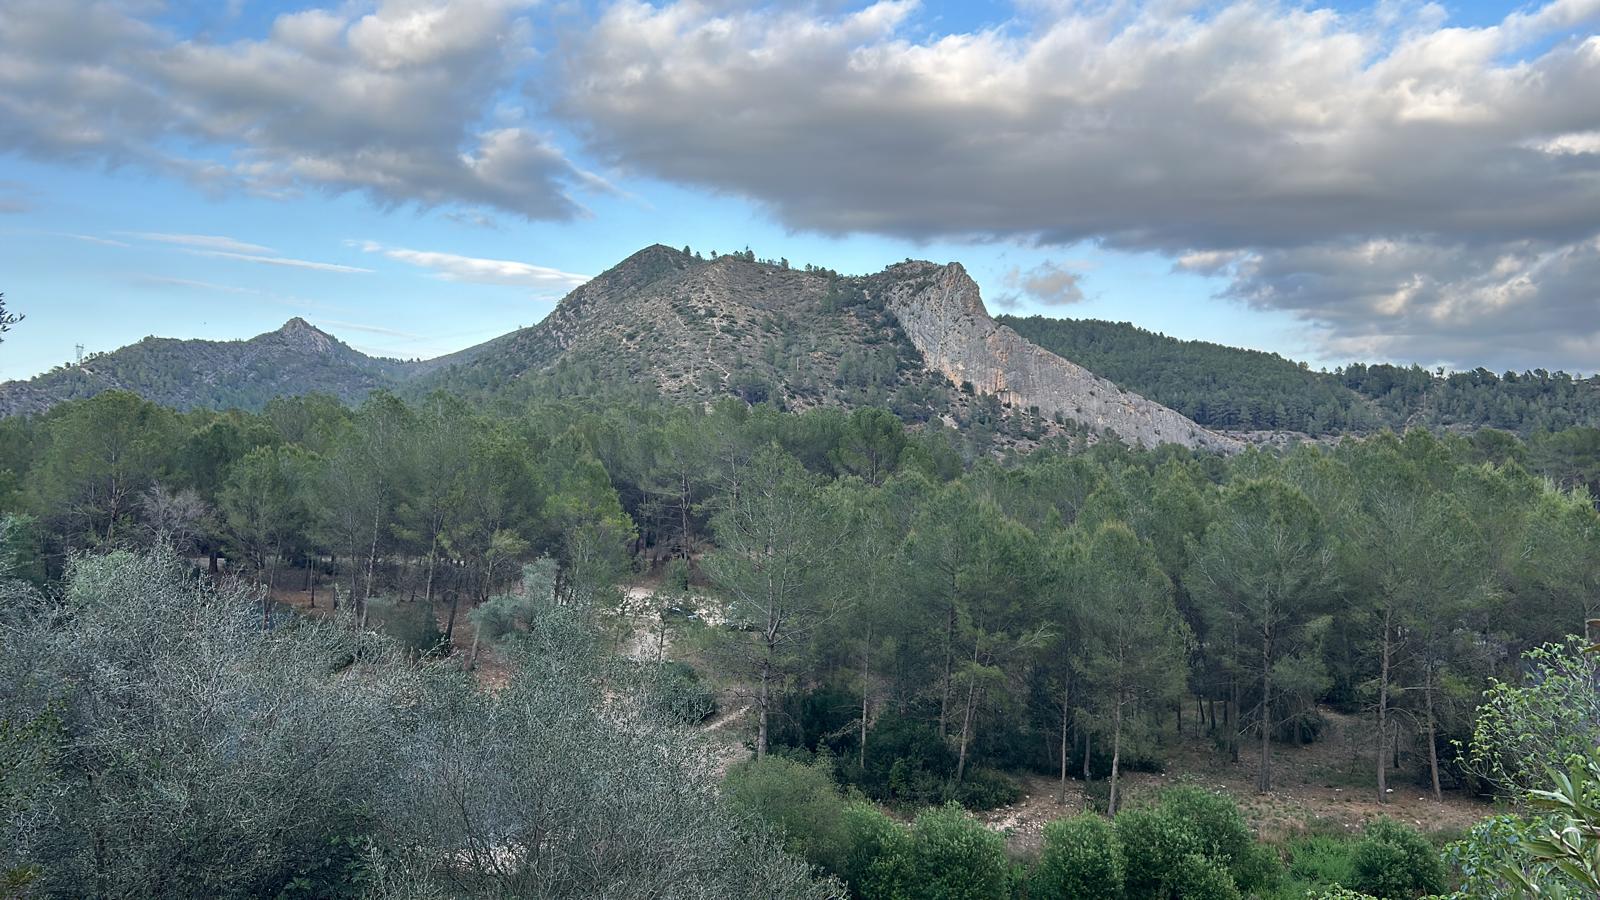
[2,0,1597,381]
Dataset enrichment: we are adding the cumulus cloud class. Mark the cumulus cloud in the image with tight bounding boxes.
[355,240,590,292]
[996,261,1087,309]
[560,0,1600,368]
[0,0,605,219]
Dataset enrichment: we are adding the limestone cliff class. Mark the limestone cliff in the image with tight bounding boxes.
[879,261,1240,451]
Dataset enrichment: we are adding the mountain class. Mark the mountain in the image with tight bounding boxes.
[414,245,1237,450]
[0,318,421,417]
[1,246,1237,449]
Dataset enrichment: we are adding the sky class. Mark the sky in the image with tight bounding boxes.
[1,0,1597,382]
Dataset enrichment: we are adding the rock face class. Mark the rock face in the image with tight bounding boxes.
[880,261,1239,451]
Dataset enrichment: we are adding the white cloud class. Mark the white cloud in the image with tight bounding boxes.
[356,240,589,291]
[188,249,374,274]
[125,232,275,254]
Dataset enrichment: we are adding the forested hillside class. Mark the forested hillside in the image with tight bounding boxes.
[1003,315,1600,436]
[6,383,1600,897]
[0,318,426,417]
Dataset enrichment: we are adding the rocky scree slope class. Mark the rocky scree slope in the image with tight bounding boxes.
[870,261,1238,451]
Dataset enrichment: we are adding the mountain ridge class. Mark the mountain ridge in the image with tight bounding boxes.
[0,246,1233,449]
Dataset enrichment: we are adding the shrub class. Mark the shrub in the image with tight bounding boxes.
[1032,814,1125,899]
[643,660,717,725]
[1172,853,1243,900]
[365,597,444,656]
[723,756,849,875]
[952,767,1024,811]
[1116,806,1202,898]
[839,801,912,898]
[1156,786,1278,892]
[907,804,1009,900]
[854,713,956,805]
[1285,834,1358,891]
[1349,818,1446,899]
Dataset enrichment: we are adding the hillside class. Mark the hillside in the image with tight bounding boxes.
[1003,316,1600,436]
[416,246,1236,450]
[999,316,1380,434]
[0,318,421,417]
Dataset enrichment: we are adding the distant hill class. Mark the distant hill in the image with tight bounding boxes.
[0,319,423,417]
[1002,316,1600,436]
[998,316,1380,434]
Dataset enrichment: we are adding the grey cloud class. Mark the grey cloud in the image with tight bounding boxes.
[1224,237,1600,370]
[562,0,1600,250]
[0,0,603,219]
[559,0,1600,368]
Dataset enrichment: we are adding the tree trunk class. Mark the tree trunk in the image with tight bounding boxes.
[1229,678,1241,763]
[1425,669,1442,800]
[1058,686,1071,804]
[757,657,771,759]
[1083,730,1092,783]
[1376,612,1392,804]
[956,676,978,783]
[938,600,956,736]
[860,640,872,771]
[424,533,439,606]
[1260,627,1273,793]
[1108,702,1124,816]
[444,588,460,644]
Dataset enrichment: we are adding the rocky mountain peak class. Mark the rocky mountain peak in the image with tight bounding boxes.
[273,317,336,353]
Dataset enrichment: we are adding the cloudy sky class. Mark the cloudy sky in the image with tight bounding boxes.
[2,0,1597,381]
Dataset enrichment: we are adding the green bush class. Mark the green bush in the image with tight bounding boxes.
[723,756,849,875]
[1116,806,1202,898]
[1032,814,1125,899]
[907,804,1009,900]
[839,801,912,898]
[1158,786,1264,889]
[1349,818,1446,899]
[1284,835,1358,892]
[854,713,956,806]
[1173,853,1243,900]
[1112,787,1280,899]
[951,767,1024,811]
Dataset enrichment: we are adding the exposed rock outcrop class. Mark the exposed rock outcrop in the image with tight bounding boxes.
[880,261,1240,451]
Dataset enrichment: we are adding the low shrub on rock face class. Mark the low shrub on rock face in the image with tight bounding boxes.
[1349,818,1446,899]
[1032,814,1125,899]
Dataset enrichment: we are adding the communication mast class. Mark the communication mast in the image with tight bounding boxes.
[75,344,84,365]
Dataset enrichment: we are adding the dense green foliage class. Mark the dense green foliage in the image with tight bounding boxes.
[1003,315,1600,436]
[6,382,1600,897]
